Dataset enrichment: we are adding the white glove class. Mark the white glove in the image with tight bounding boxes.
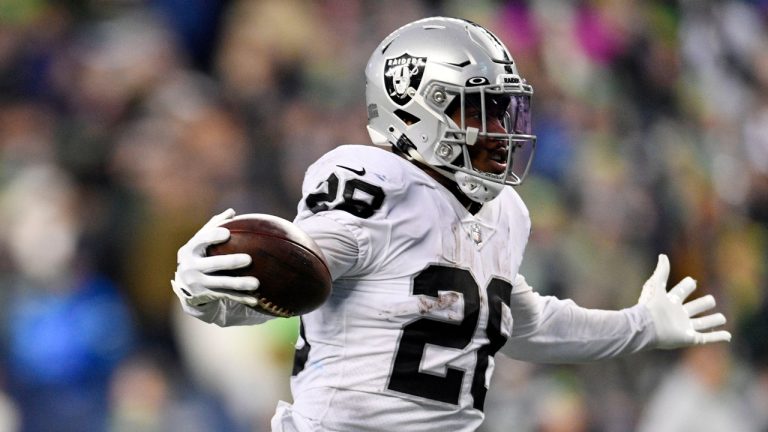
[638,254,732,349]
[171,208,260,308]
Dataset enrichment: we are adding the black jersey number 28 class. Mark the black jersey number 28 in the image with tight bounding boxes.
[305,173,385,218]
[387,265,512,411]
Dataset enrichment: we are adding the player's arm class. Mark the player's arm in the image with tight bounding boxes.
[502,254,731,363]
[171,209,272,327]
[294,214,360,280]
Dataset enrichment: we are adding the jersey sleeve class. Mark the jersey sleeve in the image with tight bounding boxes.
[294,145,413,279]
[295,214,360,280]
[178,297,274,327]
[500,275,656,362]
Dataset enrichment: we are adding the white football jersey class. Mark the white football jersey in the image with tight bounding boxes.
[289,144,531,431]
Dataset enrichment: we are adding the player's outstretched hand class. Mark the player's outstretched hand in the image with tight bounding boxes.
[171,208,260,307]
[638,254,731,349]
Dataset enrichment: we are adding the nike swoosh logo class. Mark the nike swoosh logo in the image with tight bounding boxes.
[336,165,366,176]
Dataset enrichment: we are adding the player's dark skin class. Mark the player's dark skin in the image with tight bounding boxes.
[395,97,510,214]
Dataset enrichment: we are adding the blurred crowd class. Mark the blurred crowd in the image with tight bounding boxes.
[0,0,766,431]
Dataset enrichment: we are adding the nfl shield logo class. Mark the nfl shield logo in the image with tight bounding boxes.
[384,54,427,106]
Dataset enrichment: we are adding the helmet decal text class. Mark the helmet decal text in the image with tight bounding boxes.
[384,54,427,106]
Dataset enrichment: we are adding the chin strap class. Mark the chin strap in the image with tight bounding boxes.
[394,134,503,204]
[454,171,503,203]
[391,131,504,203]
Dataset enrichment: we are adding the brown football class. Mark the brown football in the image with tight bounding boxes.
[206,214,332,317]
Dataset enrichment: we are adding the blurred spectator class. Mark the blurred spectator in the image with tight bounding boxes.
[173,308,298,431]
[637,344,758,432]
[0,163,136,431]
[534,377,591,432]
[108,353,236,432]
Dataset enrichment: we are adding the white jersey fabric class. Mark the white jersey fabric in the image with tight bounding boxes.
[186,145,657,431]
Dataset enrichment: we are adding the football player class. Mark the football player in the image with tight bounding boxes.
[171,17,731,432]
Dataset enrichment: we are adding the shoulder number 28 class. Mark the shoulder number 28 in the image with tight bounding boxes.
[305,173,384,219]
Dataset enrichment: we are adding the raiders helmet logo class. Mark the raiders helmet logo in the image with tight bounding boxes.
[384,54,427,106]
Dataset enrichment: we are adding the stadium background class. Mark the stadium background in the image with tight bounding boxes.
[0,0,766,431]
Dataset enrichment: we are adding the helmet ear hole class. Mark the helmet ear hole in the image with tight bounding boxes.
[394,109,421,125]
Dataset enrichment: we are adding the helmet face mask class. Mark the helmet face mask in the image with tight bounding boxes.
[429,81,535,187]
[365,17,537,203]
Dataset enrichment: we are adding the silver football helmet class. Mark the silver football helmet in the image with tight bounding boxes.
[365,17,536,203]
